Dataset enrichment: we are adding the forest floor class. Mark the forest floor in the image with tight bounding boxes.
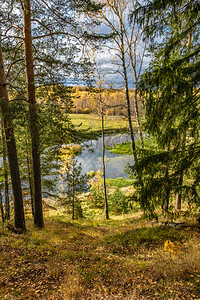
[0,210,199,300]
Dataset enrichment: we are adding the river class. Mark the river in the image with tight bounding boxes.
[77,134,134,178]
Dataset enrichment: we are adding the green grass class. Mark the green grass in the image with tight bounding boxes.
[70,114,131,134]
[105,226,185,254]
[0,210,199,299]
[106,177,135,188]
[107,136,159,155]
[107,142,132,154]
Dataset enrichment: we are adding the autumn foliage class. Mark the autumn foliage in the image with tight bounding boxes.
[71,86,143,117]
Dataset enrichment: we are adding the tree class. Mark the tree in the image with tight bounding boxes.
[129,0,200,215]
[100,93,109,219]
[0,36,26,231]
[0,188,5,223]
[0,0,103,228]
[95,0,147,160]
[93,76,109,219]
[37,85,75,147]
[20,0,44,228]
[0,119,10,220]
[60,157,87,220]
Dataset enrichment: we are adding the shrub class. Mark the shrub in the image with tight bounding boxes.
[106,109,112,116]
[88,170,104,208]
[118,108,125,116]
[109,187,129,214]
[70,107,76,113]
[87,170,96,178]
[88,188,104,209]
[70,144,82,155]
[59,144,82,158]
[83,108,91,114]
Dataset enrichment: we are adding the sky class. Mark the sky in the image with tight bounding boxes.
[80,1,150,89]
[1,0,150,89]
[93,47,151,89]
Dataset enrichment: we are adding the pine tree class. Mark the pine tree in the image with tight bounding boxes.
[0,36,26,231]
[1,0,104,227]
[0,119,10,220]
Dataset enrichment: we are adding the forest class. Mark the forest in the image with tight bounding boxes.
[0,0,199,299]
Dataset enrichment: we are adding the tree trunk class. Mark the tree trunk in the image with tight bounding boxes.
[101,105,109,220]
[72,168,75,220]
[22,0,44,228]
[118,21,137,162]
[0,37,26,231]
[120,40,148,213]
[162,167,170,212]
[121,53,137,162]
[1,119,10,220]
[175,21,191,212]
[0,190,5,223]
[129,44,144,147]
[134,84,144,146]
[25,134,34,216]
[72,194,75,220]
[175,193,182,210]
[175,173,183,210]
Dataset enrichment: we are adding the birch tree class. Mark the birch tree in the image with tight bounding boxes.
[96,0,147,160]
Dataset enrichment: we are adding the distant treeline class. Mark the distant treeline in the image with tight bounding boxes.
[70,86,143,117]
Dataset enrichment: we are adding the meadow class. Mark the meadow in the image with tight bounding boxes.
[70,114,131,134]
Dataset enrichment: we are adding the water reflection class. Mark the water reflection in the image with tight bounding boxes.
[78,134,134,178]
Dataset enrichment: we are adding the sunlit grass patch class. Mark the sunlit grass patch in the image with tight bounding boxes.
[104,226,187,255]
[70,113,130,132]
[107,136,159,155]
[106,177,135,188]
[61,266,82,300]
[108,141,132,154]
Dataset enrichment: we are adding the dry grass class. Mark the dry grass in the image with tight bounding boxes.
[61,266,82,300]
[0,211,199,299]
[153,240,200,281]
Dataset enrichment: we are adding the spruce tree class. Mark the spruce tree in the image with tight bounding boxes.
[60,157,87,220]
[129,0,200,215]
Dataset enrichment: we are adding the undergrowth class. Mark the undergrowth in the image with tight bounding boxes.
[0,211,199,299]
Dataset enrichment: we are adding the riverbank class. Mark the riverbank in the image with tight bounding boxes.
[106,136,159,155]
[70,114,134,142]
[0,211,199,299]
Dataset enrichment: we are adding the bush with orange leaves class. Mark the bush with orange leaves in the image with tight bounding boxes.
[164,240,181,255]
